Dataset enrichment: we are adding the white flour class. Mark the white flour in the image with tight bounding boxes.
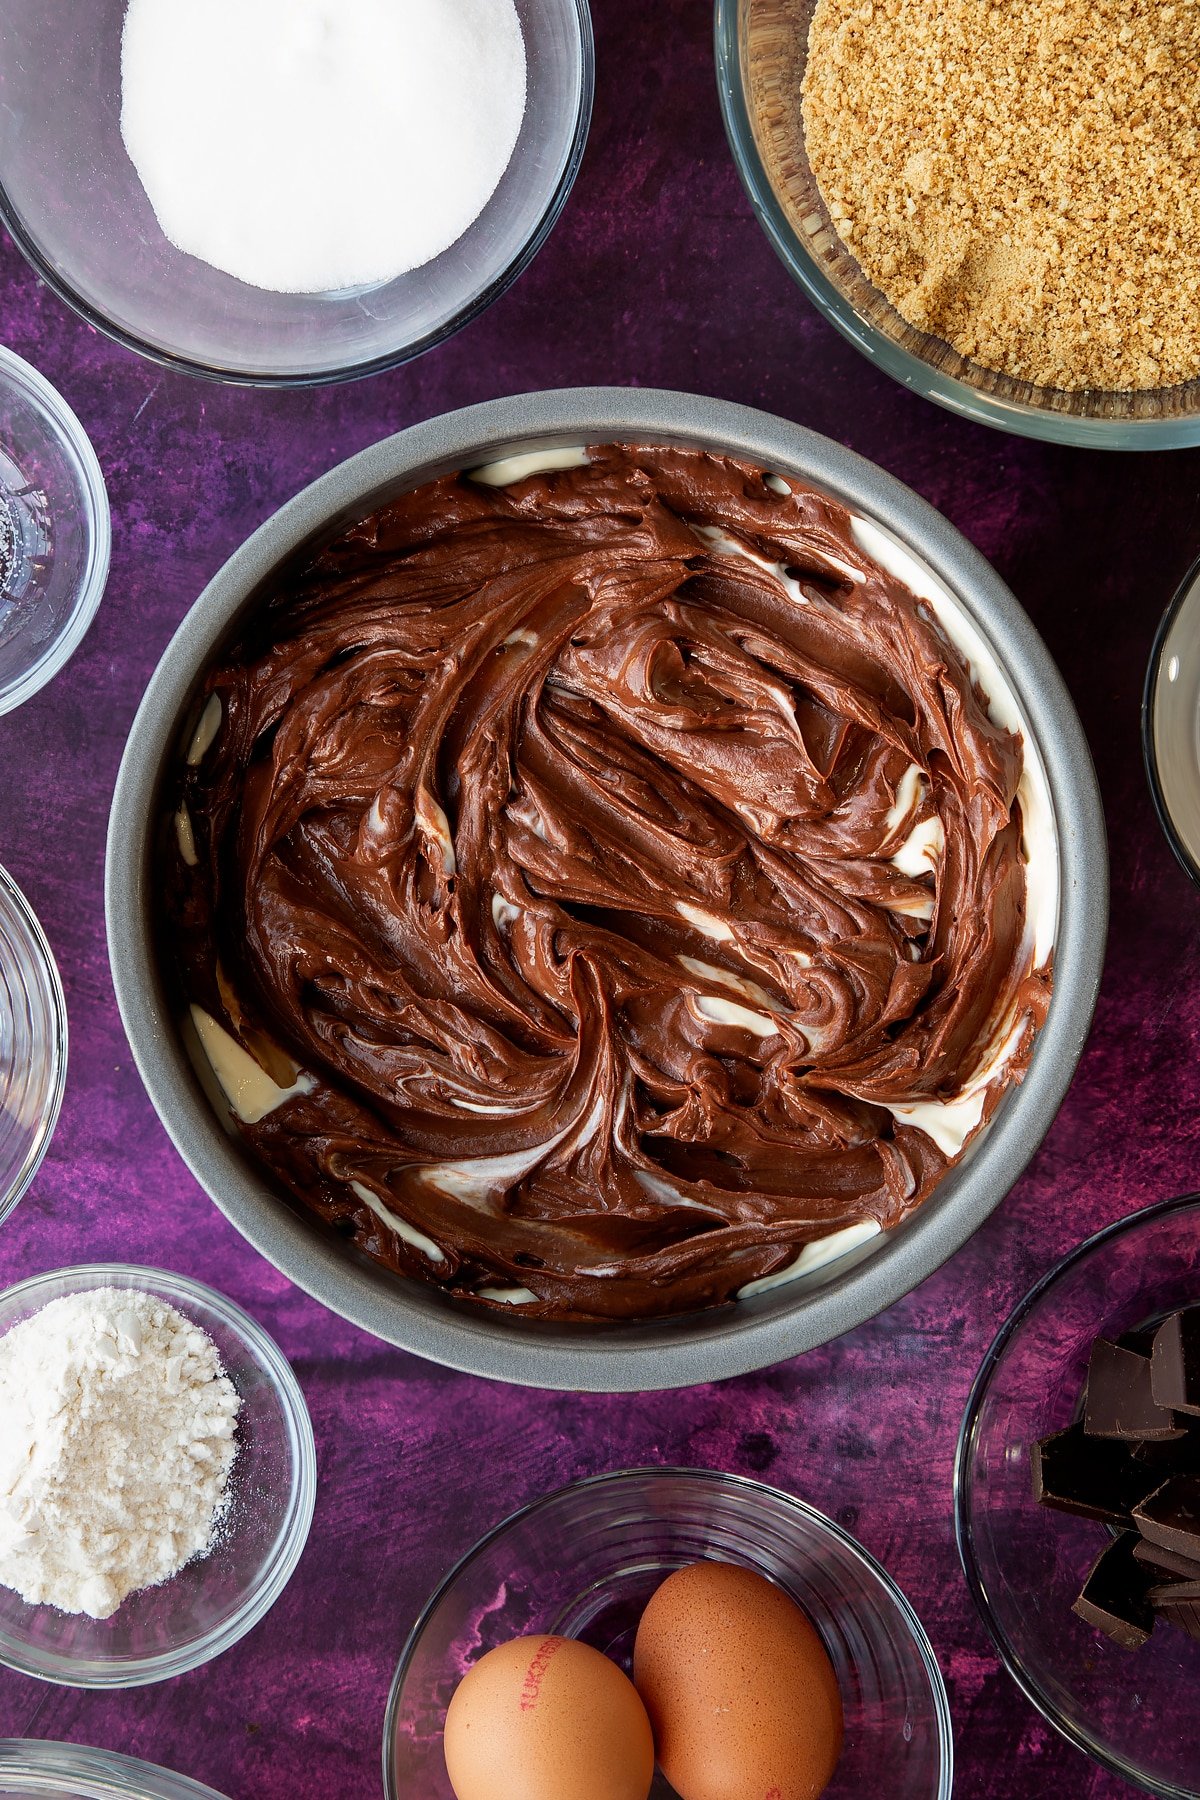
[119,0,528,294]
[0,1287,241,1620]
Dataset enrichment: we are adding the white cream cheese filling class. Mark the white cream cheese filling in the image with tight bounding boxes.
[350,1180,446,1264]
[188,1005,314,1125]
[186,694,222,765]
[468,447,590,487]
[738,1219,884,1299]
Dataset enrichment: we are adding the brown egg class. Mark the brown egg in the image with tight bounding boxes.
[633,1560,844,1800]
[443,1633,655,1800]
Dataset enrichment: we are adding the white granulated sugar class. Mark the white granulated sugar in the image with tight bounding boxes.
[119,0,527,294]
[0,1287,241,1620]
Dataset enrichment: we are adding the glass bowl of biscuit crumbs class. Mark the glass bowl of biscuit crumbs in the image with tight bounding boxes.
[716,0,1200,447]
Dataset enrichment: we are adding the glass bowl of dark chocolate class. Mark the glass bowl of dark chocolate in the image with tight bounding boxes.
[956,1192,1200,1798]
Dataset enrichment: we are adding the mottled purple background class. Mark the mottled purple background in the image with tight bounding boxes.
[1,3,1198,1796]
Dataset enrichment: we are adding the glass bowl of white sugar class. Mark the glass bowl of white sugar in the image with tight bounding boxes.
[0,1264,316,1687]
[0,0,593,387]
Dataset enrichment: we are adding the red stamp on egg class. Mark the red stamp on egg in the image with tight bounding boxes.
[519,1637,563,1711]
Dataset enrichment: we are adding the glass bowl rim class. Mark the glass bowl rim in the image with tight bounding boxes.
[0,1739,232,1800]
[712,0,1200,450]
[0,856,68,1228]
[1141,554,1200,891]
[0,344,111,714]
[0,1260,317,1688]
[381,1462,954,1800]
[954,1190,1200,1798]
[0,1,595,390]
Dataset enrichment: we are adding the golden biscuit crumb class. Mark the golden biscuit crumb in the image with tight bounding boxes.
[794,0,1200,392]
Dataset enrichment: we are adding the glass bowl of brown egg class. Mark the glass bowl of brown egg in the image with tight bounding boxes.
[383,1466,952,1800]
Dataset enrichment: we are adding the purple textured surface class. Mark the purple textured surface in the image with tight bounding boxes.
[0,4,1197,1796]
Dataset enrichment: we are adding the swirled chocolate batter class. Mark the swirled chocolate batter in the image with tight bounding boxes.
[164,445,1053,1322]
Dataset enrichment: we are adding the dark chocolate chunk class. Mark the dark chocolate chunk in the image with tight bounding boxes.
[1130,1421,1200,1473]
[1158,1599,1200,1641]
[1148,1579,1200,1606]
[1151,1310,1200,1417]
[1084,1337,1184,1440]
[1072,1533,1156,1649]
[1133,1475,1200,1557]
[1119,1326,1160,1356]
[1133,1539,1200,1581]
[1032,1425,1160,1522]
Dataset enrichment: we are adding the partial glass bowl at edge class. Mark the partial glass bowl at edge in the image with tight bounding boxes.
[1143,555,1200,890]
[0,0,593,386]
[0,1741,232,1800]
[384,1466,953,1800]
[0,1264,316,1687]
[714,0,1200,447]
[0,859,67,1227]
[956,1193,1200,1799]
[0,344,110,713]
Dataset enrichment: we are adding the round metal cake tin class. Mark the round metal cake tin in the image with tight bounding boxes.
[105,388,1108,1391]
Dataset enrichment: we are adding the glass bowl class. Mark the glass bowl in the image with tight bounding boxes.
[0,1263,316,1687]
[0,346,110,712]
[0,0,592,388]
[0,860,67,1228]
[383,1466,952,1799]
[714,0,1200,448]
[955,1193,1200,1797]
[0,1741,230,1800]
[1143,556,1200,888]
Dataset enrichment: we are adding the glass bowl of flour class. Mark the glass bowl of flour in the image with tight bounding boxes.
[0,1264,316,1687]
[0,0,593,386]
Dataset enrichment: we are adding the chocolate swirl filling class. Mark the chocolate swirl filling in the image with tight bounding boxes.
[164,444,1052,1321]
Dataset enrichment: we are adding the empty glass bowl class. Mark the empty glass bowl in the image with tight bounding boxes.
[0,347,110,712]
[0,859,67,1227]
[0,1264,316,1687]
[0,0,593,386]
[1144,557,1200,887]
[956,1194,1200,1797]
[384,1466,952,1799]
[0,1741,231,1800]
[714,0,1200,446]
